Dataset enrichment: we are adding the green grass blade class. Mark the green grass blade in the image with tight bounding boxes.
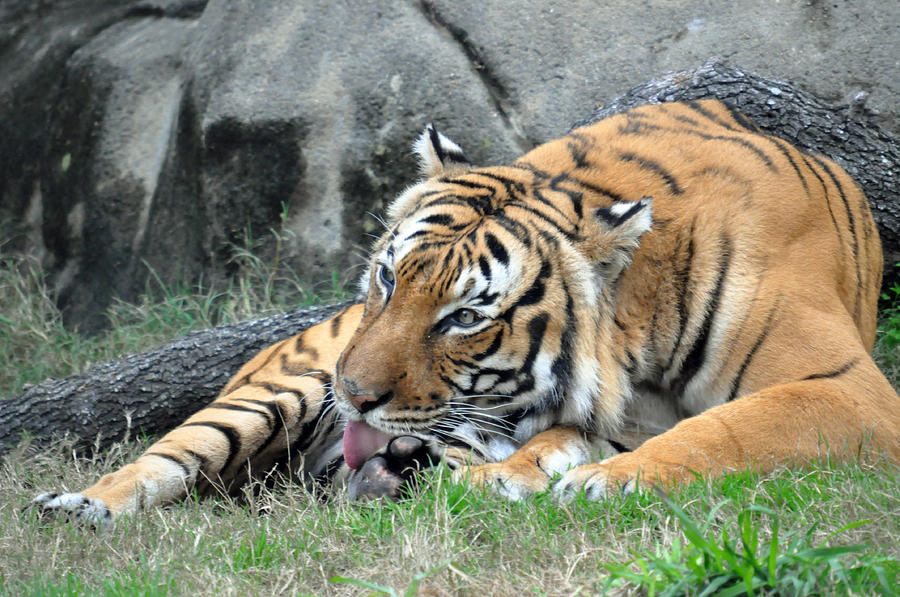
[329,576,399,597]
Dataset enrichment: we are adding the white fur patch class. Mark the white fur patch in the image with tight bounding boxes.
[32,492,112,525]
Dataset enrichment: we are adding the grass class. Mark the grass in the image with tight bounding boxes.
[0,439,897,596]
[0,240,351,399]
[0,243,898,595]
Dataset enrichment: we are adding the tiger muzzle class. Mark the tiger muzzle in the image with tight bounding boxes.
[341,378,395,414]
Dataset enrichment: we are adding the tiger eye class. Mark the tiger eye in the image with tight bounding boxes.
[456,309,477,325]
[380,265,395,285]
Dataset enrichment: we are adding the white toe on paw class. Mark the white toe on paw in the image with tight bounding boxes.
[554,468,610,502]
[32,492,112,525]
[452,465,542,501]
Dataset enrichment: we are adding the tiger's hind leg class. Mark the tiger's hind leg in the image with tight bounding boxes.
[32,305,364,524]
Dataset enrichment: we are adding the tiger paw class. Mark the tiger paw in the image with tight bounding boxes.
[347,436,436,500]
[30,492,113,526]
[553,454,675,501]
[452,461,551,501]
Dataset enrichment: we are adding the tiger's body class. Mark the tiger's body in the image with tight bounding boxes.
[35,100,900,521]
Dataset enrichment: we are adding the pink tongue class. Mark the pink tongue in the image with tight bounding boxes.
[343,420,394,470]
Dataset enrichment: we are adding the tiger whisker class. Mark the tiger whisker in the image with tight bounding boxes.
[437,413,516,442]
[366,212,396,239]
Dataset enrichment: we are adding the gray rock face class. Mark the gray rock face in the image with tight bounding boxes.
[1,0,898,330]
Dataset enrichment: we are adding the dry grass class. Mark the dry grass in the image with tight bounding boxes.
[0,247,349,399]
[1,436,898,596]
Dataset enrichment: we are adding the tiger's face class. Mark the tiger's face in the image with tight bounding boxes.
[336,199,576,449]
[333,125,652,456]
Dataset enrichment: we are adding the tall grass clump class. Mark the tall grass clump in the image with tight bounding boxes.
[0,227,350,399]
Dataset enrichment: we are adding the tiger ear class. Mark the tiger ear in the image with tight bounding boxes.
[413,123,471,178]
[586,197,654,278]
[593,197,653,242]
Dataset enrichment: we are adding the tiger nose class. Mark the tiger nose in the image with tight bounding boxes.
[342,378,395,413]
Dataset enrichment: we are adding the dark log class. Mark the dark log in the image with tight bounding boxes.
[2,60,897,452]
[574,59,899,293]
[0,300,357,453]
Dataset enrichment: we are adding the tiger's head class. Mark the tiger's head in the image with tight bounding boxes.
[334,124,653,461]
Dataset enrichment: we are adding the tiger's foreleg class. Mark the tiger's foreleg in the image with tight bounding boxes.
[33,305,365,524]
[555,356,900,500]
[450,427,621,500]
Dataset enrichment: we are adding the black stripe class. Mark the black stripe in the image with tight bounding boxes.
[766,136,809,195]
[722,103,761,133]
[330,307,348,338]
[549,174,584,219]
[428,124,445,162]
[671,113,701,128]
[549,279,576,407]
[475,171,528,200]
[438,180,496,214]
[249,381,309,396]
[420,213,455,226]
[727,303,779,401]
[530,187,570,220]
[685,100,736,131]
[472,289,500,307]
[663,223,696,373]
[399,256,435,281]
[671,234,733,396]
[145,452,191,477]
[439,373,468,395]
[618,151,683,195]
[640,121,777,172]
[701,133,775,171]
[802,359,858,381]
[256,401,288,456]
[493,214,532,248]
[206,402,273,425]
[523,313,549,371]
[517,259,550,307]
[185,450,210,474]
[571,178,627,203]
[228,337,289,389]
[810,155,861,321]
[798,153,841,238]
[478,255,491,280]
[180,422,241,474]
[472,329,504,361]
[606,439,631,453]
[506,202,580,242]
[233,397,284,425]
[293,335,320,362]
[565,136,590,168]
[484,232,509,266]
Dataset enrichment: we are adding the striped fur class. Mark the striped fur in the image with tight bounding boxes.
[34,100,900,521]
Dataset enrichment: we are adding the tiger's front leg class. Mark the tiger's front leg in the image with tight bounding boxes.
[451,427,621,500]
[32,305,365,524]
[555,354,900,500]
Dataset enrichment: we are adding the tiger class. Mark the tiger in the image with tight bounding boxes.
[33,99,900,523]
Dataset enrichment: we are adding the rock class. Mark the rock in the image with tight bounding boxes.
[1,0,898,331]
[187,1,524,303]
[42,16,198,328]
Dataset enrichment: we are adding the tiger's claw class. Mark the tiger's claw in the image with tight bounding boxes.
[30,492,113,526]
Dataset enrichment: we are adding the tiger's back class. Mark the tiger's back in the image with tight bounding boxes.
[528,100,883,422]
